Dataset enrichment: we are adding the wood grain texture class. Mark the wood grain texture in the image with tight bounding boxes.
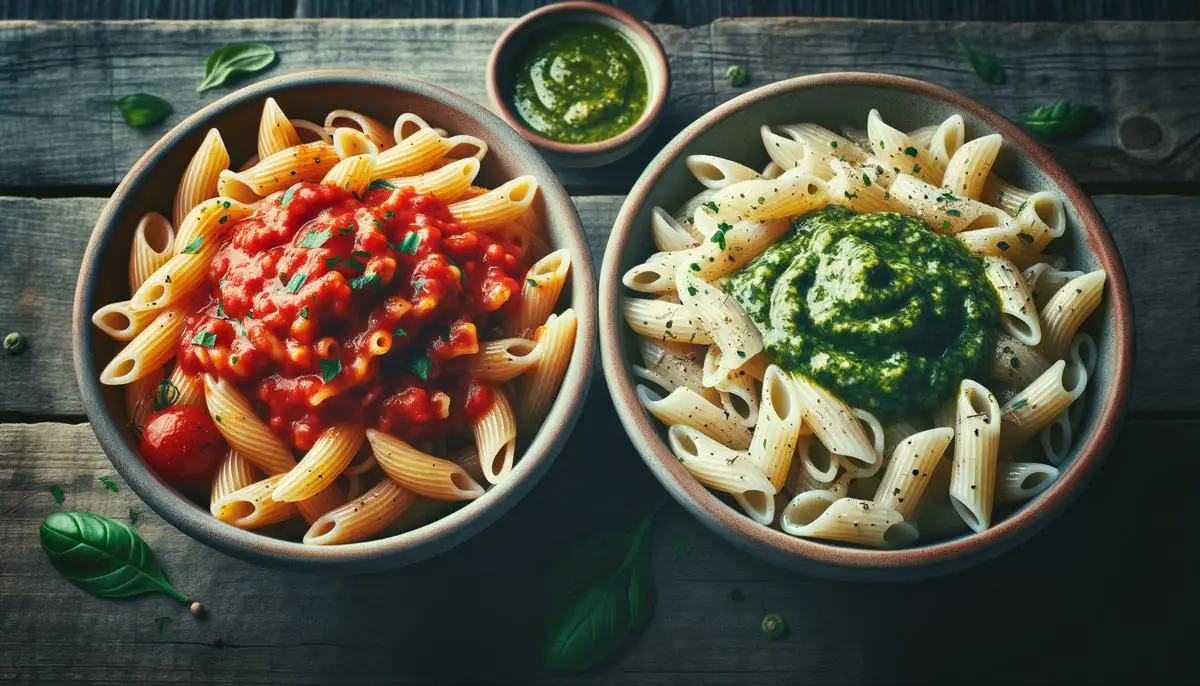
[0,1,293,19]
[1,417,1195,684]
[0,20,1197,188]
[3,194,1194,417]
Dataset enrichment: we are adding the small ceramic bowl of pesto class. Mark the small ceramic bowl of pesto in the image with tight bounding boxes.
[486,1,670,168]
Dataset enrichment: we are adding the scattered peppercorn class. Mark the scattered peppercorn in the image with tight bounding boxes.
[189,601,205,617]
[4,332,26,355]
[726,64,748,87]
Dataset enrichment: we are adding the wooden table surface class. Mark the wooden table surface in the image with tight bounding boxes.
[2,11,1199,686]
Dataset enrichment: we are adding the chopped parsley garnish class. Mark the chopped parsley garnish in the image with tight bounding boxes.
[912,163,922,174]
[299,229,332,248]
[180,236,204,254]
[344,257,366,272]
[191,331,217,348]
[830,140,838,148]
[757,196,766,204]
[349,272,380,290]
[215,300,227,318]
[1008,398,1029,411]
[687,286,698,297]
[942,220,953,230]
[394,327,407,337]
[298,306,309,319]
[371,218,384,230]
[936,191,959,203]
[701,201,719,214]
[153,379,180,410]
[395,231,421,255]
[904,146,918,157]
[99,476,120,493]
[527,278,538,288]
[280,185,299,208]
[285,273,307,293]
[861,173,872,187]
[319,358,342,383]
[410,355,433,381]
[689,263,700,272]
[325,256,343,268]
[711,225,729,250]
[338,224,355,235]
[945,208,962,217]
[352,249,370,258]
[367,179,398,192]
[229,354,239,365]
[384,210,395,220]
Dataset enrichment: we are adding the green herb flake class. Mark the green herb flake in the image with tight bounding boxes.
[997,241,1010,251]
[128,507,141,525]
[298,229,332,249]
[1008,398,1029,412]
[711,227,728,250]
[154,616,172,634]
[344,257,366,272]
[946,208,962,217]
[904,146,918,157]
[527,278,538,289]
[49,486,65,504]
[862,173,872,187]
[367,179,398,192]
[279,185,299,208]
[686,286,698,297]
[285,273,307,293]
[99,476,120,493]
[352,249,371,258]
[191,331,217,348]
[319,358,342,383]
[912,163,922,174]
[955,38,1006,85]
[179,236,204,254]
[349,272,380,290]
[396,232,421,255]
[198,43,276,92]
[104,93,173,129]
[1017,232,1035,244]
[410,355,433,381]
[394,327,407,337]
[689,263,700,272]
[701,201,719,214]
[153,379,180,411]
[298,306,309,319]
[371,218,384,230]
[757,196,766,205]
[325,256,343,269]
[942,220,952,230]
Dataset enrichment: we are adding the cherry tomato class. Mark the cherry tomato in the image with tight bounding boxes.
[139,406,227,485]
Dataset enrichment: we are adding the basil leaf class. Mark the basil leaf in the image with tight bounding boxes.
[198,43,276,92]
[105,93,173,129]
[955,39,1006,85]
[1022,100,1100,141]
[541,511,658,674]
[40,512,188,602]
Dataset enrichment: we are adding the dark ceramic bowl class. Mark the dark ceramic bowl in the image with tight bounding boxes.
[73,69,596,572]
[599,73,1134,581]
[486,1,670,168]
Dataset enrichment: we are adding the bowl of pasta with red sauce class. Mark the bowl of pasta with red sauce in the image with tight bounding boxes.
[73,70,595,571]
[600,73,1134,580]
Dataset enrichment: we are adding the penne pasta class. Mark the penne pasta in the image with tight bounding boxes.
[949,380,1001,533]
[272,423,365,502]
[212,474,299,529]
[510,249,570,337]
[91,300,157,342]
[468,337,539,383]
[888,174,1011,234]
[325,109,395,149]
[940,134,1002,200]
[303,479,417,545]
[210,448,260,508]
[321,153,375,197]
[982,256,1042,346]
[172,128,229,229]
[447,175,538,231]
[790,374,877,468]
[675,264,762,370]
[517,309,577,428]
[866,109,944,184]
[1023,263,1085,309]
[995,462,1059,504]
[257,97,302,160]
[667,425,774,496]
[981,174,1033,216]
[372,127,486,179]
[124,370,163,433]
[1000,359,1087,447]
[129,212,175,290]
[366,429,486,499]
[219,141,338,198]
[622,297,713,345]
[99,306,186,385]
[203,374,296,475]
[651,205,700,252]
[692,167,827,234]
[685,154,761,189]
[1039,270,1107,360]
[989,333,1052,390]
[873,427,954,519]
[636,385,752,450]
[379,156,481,202]
[781,496,917,548]
[749,366,805,490]
[472,388,518,484]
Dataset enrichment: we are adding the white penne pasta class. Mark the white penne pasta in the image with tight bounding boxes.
[881,416,929,465]
[510,249,570,336]
[780,486,843,532]
[622,250,684,295]
[472,388,518,484]
[689,218,790,281]
[685,154,761,189]
[92,300,157,342]
[392,112,432,141]
[291,118,332,144]
[380,157,480,203]
[173,196,256,257]
[781,496,917,548]
[921,115,966,168]
[321,153,374,197]
[636,385,752,450]
[272,423,365,502]
[1039,270,1107,360]
[1040,412,1073,466]
[761,160,784,179]
[866,109,944,184]
[692,168,827,234]
[651,206,700,251]
[257,97,302,160]
[365,429,486,499]
[220,142,338,197]
[949,380,1001,533]
[1001,358,1087,446]
[911,457,968,541]
[203,374,296,475]
[667,425,774,496]
[517,309,577,428]
[835,408,886,479]
[734,491,777,526]
[468,338,539,383]
[749,366,805,490]
[1066,332,1098,428]
[790,374,877,467]
[957,222,1053,269]
[989,333,1052,390]
[798,435,839,486]
[760,125,812,174]
[373,127,487,179]
[172,128,230,229]
[636,339,710,400]
[304,479,417,545]
[447,175,538,231]
[1015,191,1066,239]
[212,474,299,529]
[827,159,891,213]
[166,365,204,408]
[779,123,869,161]
[123,371,162,433]
[129,212,175,290]
[325,109,395,149]
[703,346,760,427]
[995,462,1060,504]
[675,264,762,370]
[983,256,1042,346]
[210,448,260,508]
[622,297,713,345]
[940,133,1002,200]
[1023,263,1085,309]
[673,188,717,232]
[981,174,1033,215]
[873,427,954,519]
[330,126,380,159]
[887,174,1011,234]
[446,446,486,485]
[99,306,186,385]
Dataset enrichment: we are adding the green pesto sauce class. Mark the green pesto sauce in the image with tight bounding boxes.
[509,24,648,144]
[725,206,1000,416]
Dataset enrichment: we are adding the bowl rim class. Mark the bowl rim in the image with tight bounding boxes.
[72,68,597,572]
[598,71,1135,578]
[484,0,671,155]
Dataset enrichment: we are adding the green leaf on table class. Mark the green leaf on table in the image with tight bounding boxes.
[1022,100,1100,141]
[955,39,1006,85]
[49,485,65,504]
[104,93,173,129]
[154,616,172,634]
[541,510,659,674]
[99,475,120,493]
[198,43,276,92]
[39,512,189,602]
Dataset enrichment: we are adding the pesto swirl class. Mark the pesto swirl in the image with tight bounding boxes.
[725,206,1000,415]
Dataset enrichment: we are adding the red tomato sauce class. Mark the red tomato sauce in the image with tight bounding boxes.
[177,182,523,450]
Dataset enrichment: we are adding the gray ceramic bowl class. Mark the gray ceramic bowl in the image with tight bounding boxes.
[73,69,596,572]
[600,73,1134,581]
[486,1,670,168]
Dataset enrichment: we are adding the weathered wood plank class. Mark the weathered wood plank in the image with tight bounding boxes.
[2,194,1194,417]
[0,20,1197,188]
[295,0,663,20]
[661,0,1200,23]
[708,18,1200,184]
[0,1,292,20]
[1,418,1195,684]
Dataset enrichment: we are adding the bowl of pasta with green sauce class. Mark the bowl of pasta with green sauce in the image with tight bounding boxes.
[599,72,1133,580]
[73,70,596,572]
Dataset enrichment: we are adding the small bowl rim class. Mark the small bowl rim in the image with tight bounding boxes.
[72,68,598,572]
[599,71,1135,579]
[485,0,671,154]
